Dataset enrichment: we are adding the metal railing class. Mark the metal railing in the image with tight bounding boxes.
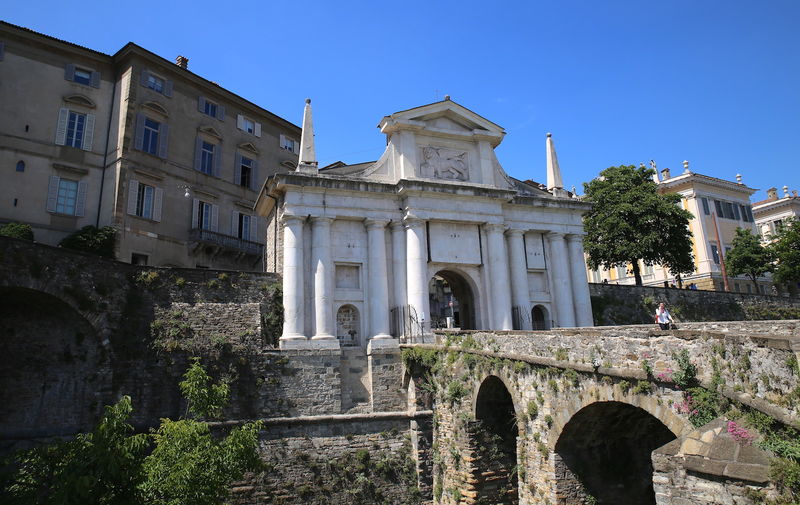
[390,305,424,344]
[189,228,263,256]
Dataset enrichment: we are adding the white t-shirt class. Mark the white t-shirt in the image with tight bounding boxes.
[655,308,672,324]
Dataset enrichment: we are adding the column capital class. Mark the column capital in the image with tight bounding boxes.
[403,216,426,230]
[389,220,405,231]
[310,216,334,225]
[483,222,507,234]
[546,231,566,240]
[281,214,305,225]
[365,218,390,229]
[505,228,526,237]
[565,233,585,243]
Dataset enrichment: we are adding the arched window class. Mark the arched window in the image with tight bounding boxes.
[336,305,359,346]
[16,160,25,172]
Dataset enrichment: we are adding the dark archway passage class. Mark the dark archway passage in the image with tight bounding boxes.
[428,270,475,329]
[531,305,550,330]
[472,376,518,505]
[554,401,676,505]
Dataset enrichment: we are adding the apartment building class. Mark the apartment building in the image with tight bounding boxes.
[586,163,768,294]
[0,21,301,269]
[753,186,800,241]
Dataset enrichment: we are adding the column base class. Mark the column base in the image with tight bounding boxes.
[280,337,341,350]
[367,337,400,354]
[311,333,336,340]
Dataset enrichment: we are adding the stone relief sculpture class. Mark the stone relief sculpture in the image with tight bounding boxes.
[420,146,468,181]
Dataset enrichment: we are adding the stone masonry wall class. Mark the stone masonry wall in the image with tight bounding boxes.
[590,283,800,326]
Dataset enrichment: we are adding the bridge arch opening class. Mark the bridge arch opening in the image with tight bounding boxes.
[532,305,550,330]
[428,270,475,329]
[554,401,676,505]
[473,375,518,504]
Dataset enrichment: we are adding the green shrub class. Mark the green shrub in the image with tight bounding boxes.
[59,225,117,258]
[0,222,34,240]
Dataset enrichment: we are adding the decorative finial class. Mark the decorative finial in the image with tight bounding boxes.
[783,185,790,197]
[682,160,689,173]
[444,95,451,101]
[736,174,742,184]
[546,132,552,138]
[305,98,311,104]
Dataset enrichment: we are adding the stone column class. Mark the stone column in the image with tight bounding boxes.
[366,219,392,341]
[311,217,335,340]
[506,229,532,330]
[390,221,407,311]
[405,217,430,336]
[280,215,306,343]
[567,234,594,327]
[484,223,513,330]
[547,232,576,327]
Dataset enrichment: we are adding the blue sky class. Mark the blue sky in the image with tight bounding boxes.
[6,0,799,201]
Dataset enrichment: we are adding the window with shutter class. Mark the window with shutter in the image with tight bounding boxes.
[83,113,95,151]
[701,197,710,215]
[158,123,169,159]
[65,111,86,149]
[56,178,79,215]
[55,108,69,145]
[142,118,160,155]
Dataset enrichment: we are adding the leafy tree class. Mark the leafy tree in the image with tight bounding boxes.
[583,165,695,285]
[726,227,773,291]
[769,218,800,291]
[0,222,34,241]
[59,225,117,258]
[1,361,263,505]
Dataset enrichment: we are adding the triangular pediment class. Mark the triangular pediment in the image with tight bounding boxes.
[385,99,505,136]
[238,142,259,154]
[198,126,222,139]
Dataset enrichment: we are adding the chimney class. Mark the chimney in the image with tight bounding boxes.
[767,187,778,200]
[176,55,189,69]
[660,167,671,180]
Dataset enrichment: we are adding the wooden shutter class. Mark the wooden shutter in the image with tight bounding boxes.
[83,113,96,151]
[251,158,259,190]
[55,108,69,145]
[90,71,101,88]
[46,176,60,212]
[210,204,219,232]
[127,179,140,215]
[163,80,173,97]
[153,187,163,222]
[254,122,262,138]
[64,63,75,81]
[217,105,225,121]
[198,96,206,113]
[234,153,242,185]
[231,211,240,238]
[75,181,88,217]
[158,123,169,159]
[140,69,150,87]
[134,113,146,151]
[212,143,220,177]
[194,137,203,171]
[192,198,199,228]
[236,114,245,131]
[249,216,258,243]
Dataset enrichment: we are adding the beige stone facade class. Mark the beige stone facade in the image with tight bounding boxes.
[753,186,800,241]
[586,166,772,294]
[0,22,300,269]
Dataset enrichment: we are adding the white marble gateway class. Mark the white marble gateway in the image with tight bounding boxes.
[255,98,593,350]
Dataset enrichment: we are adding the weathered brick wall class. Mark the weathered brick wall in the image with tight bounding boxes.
[590,283,800,326]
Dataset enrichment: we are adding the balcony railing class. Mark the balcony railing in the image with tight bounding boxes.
[189,228,263,256]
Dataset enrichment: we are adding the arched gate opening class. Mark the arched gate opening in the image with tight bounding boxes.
[471,376,518,504]
[554,401,676,505]
[428,270,475,329]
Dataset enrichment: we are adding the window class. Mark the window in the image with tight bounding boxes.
[47,176,86,216]
[64,64,100,88]
[16,161,25,172]
[143,118,160,155]
[280,134,298,153]
[238,214,251,241]
[140,69,172,97]
[199,201,212,230]
[198,96,225,120]
[192,199,218,231]
[710,243,720,264]
[204,101,217,118]
[131,253,148,266]
[237,114,261,137]
[127,180,163,221]
[55,108,95,151]
[701,197,710,215]
[56,179,78,214]
[236,154,256,188]
[200,141,215,174]
[66,111,86,148]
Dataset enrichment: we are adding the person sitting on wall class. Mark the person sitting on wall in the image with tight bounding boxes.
[690,283,697,290]
[655,302,674,330]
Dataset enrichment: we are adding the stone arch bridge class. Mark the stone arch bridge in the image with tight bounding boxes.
[402,325,799,505]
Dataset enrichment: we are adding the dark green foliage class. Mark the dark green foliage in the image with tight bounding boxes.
[671,349,697,389]
[769,218,800,287]
[583,165,694,285]
[0,222,34,240]
[1,361,262,505]
[179,358,230,419]
[726,228,773,290]
[59,226,117,258]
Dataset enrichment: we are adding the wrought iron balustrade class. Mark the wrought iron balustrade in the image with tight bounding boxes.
[189,228,263,256]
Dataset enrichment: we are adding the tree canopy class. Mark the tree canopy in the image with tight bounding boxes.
[769,218,800,289]
[583,164,695,286]
[1,359,263,505]
[726,227,773,290]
